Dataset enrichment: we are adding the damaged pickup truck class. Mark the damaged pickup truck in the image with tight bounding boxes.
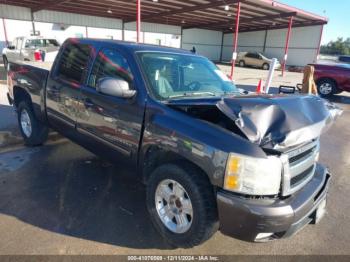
[6,39,341,248]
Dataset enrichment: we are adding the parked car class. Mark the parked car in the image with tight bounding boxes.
[237,52,280,70]
[2,36,60,69]
[7,38,339,247]
[312,63,350,97]
[338,55,350,64]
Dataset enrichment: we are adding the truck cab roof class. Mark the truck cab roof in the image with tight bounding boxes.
[65,38,194,56]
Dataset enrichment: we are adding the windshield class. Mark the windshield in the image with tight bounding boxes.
[138,52,238,100]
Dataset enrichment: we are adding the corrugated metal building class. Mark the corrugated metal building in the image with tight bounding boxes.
[0,1,327,67]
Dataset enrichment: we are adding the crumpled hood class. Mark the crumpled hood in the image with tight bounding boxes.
[217,94,342,149]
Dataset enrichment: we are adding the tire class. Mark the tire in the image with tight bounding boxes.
[317,78,338,97]
[146,162,219,248]
[3,55,8,70]
[17,101,49,146]
[262,63,270,70]
[239,60,245,67]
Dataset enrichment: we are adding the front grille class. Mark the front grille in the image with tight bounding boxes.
[290,165,315,186]
[281,140,319,196]
[289,146,317,164]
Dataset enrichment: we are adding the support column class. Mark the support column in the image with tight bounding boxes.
[122,20,125,41]
[180,26,183,49]
[31,10,36,36]
[315,24,324,62]
[2,18,8,46]
[136,0,141,43]
[85,26,88,38]
[281,16,294,77]
[230,1,241,80]
[220,31,224,62]
[263,29,268,53]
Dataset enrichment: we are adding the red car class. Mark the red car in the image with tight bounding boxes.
[312,63,350,97]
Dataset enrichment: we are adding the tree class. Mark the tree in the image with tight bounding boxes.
[320,37,350,55]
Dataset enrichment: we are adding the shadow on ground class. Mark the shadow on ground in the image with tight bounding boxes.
[0,141,173,249]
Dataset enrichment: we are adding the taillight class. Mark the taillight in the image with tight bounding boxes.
[34,50,42,61]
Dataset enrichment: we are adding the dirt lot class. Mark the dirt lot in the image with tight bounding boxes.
[0,65,349,255]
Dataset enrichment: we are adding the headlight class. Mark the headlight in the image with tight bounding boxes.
[224,153,282,195]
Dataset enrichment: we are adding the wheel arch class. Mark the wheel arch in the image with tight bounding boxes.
[316,77,338,88]
[13,86,32,109]
[141,146,213,187]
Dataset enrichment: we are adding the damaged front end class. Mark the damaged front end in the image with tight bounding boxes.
[168,94,342,151]
[167,94,341,197]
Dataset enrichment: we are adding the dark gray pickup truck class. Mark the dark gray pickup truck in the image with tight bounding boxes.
[6,38,341,247]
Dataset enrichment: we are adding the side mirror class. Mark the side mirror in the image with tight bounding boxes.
[7,45,15,50]
[96,77,136,98]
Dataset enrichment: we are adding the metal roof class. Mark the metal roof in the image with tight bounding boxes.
[0,0,328,33]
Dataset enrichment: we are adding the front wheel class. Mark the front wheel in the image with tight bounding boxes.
[17,101,49,146]
[239,60,245,67]
[317,79,338,97]
[146,162,218,248]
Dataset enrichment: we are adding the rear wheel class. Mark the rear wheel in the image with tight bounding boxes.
[17,101,48,146]
[262,63,270,70]
[146,162,218,248]
[239,60,245,67]
[317,78,338,97]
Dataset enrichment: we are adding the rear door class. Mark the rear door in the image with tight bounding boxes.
[46,42,92,131]
[77,47,144,159]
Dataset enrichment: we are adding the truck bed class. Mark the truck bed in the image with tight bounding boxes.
[14,61,53,70]
[7,61,51,123]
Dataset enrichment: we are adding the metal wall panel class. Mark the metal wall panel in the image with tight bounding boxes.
[222,25,322,66]
[124,22,181,35]
[0,4,32,20]
[222,31,266,61]
[182,29,223,61]
[33,10,123,29]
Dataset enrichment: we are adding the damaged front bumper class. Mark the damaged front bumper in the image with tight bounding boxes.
[217,163,331,242]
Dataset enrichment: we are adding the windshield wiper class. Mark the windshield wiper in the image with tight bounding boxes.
[168,92,217,99]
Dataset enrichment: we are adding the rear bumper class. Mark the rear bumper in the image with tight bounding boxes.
[217,164,330,242]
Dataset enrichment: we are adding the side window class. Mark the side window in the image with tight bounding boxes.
[88,48,133,88]
[246,53,254,58]
[56,43,91,83]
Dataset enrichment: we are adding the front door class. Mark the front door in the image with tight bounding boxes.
[77,48,144,160]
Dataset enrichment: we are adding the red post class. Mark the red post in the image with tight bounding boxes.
[282,16,294,77]
[2,18,9,46]
[136,0,141,43]
[315,25,324,62]
[230,1,241,80]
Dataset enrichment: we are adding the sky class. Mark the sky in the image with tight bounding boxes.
[280,0,349,44]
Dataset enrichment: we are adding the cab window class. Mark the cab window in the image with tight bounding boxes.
[56,43,91,83]
[89,48,133,88]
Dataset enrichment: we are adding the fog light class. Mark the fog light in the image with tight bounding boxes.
[255,233,274,241]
